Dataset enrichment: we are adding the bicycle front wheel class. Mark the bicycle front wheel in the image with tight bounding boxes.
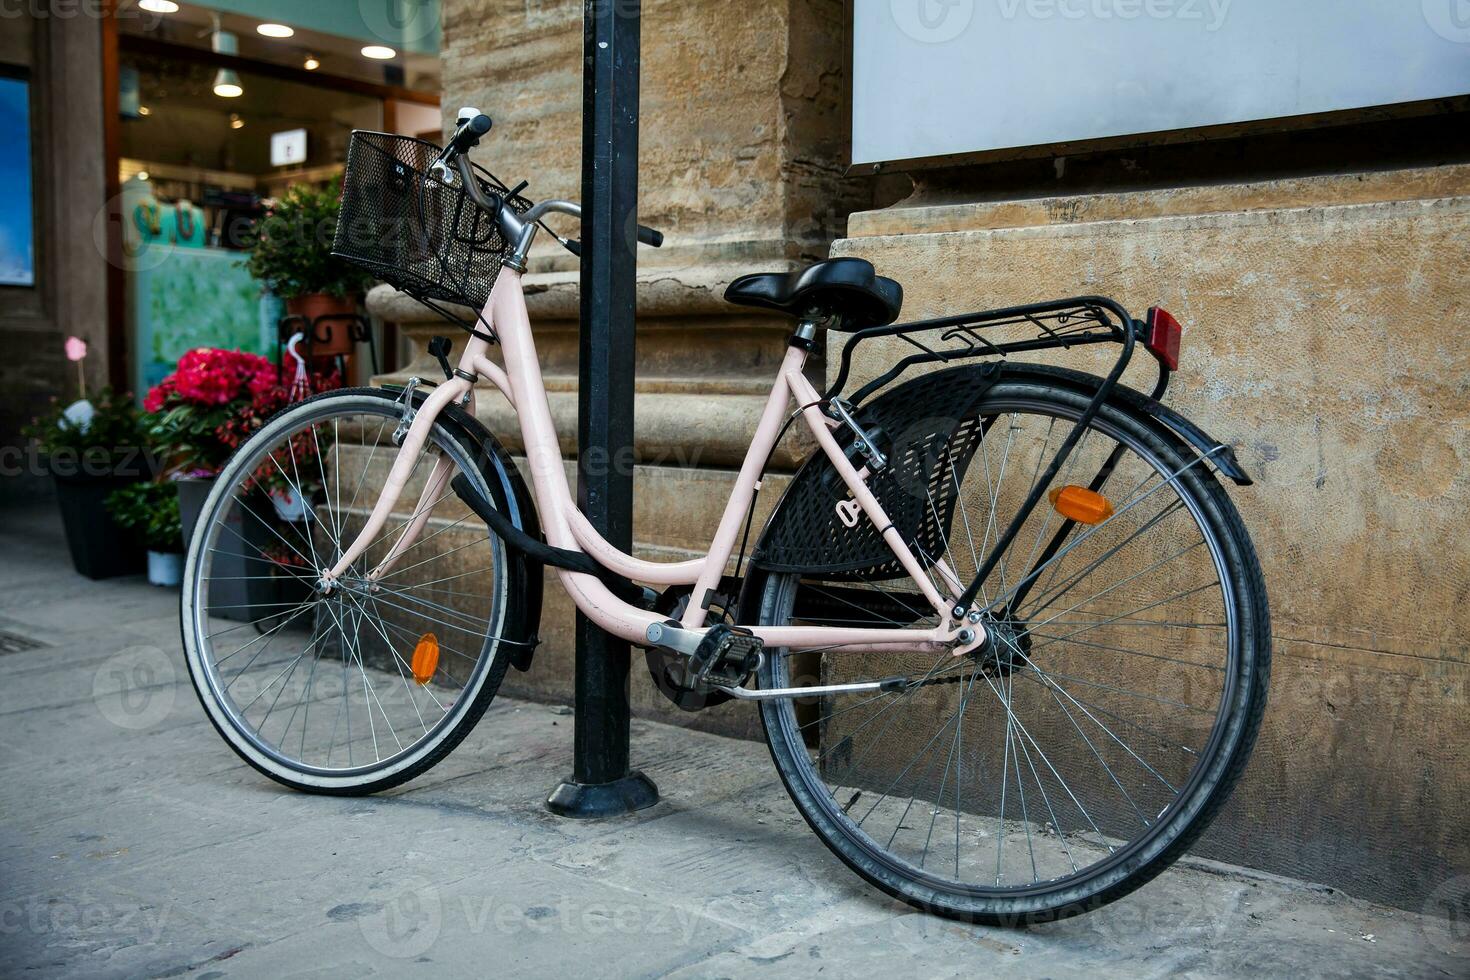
[181,388,518,795]
[754,374,1270,923]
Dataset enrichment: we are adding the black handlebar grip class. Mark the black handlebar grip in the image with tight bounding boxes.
[450,114,493,154]
[637,225,664,248]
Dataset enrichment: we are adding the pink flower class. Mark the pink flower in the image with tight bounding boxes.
[65,337,88,362]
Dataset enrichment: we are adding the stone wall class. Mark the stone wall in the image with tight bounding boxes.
[831,164,1470,910]
[0,14,110,501]
[375,0,865,737]
[372,1,1469,912]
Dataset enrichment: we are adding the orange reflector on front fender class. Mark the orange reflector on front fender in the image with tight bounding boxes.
[411,633,440,685]
[1048,485,1114,524]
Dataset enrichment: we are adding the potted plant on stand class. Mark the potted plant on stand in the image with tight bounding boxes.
[106,482,184,587]
[242,177,373,360]
[22,338,155,579]
[143,347,338,620]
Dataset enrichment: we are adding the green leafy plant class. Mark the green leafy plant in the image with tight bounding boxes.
[142,347,338,480]
[106,481,184,554]
[22,387,154,477]
[143,349,285,477]
[241,177,374,300]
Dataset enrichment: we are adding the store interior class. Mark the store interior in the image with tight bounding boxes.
[112,0,443,394]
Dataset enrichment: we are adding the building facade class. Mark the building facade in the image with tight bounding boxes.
[3,0,1465,914]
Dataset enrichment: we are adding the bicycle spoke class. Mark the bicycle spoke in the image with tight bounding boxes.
[756,387,1258,906]
[188,398,508,783]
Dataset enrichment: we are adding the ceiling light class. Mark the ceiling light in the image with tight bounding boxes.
[229,113,245,130]
[212,28,243,98]
[138,1,179,12]
[137,105,151,116]
[256,23,294,39]
[136,171,150,182]
[361,45,397,60]
[303,54,321,71]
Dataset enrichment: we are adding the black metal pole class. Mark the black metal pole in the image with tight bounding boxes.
[546,0,659,818]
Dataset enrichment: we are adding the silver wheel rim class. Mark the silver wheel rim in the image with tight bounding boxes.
[184,396,509,783]
[762,392,1244,899]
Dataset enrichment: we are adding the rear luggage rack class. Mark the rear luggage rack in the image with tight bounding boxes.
[827,296,1136,404]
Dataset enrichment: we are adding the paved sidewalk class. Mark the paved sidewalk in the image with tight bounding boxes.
[0,503,1465,979]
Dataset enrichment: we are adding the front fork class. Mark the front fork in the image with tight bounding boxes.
[320,373,474,589]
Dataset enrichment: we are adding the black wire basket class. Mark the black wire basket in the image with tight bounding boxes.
[332,130,530,326]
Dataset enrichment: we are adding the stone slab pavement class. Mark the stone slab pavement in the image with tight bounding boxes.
[0,503,1466,978]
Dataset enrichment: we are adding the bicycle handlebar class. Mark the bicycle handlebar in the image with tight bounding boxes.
[443,117,665,254]
[449,112,493,155]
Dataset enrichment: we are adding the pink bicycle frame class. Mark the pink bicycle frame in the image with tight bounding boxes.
[325,271,981,655]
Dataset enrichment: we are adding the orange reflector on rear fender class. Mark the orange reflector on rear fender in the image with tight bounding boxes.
[411,633,440,685]
[1048,485,1114,525]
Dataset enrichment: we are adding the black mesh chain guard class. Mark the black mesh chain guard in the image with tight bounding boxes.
[752,362,1004,580]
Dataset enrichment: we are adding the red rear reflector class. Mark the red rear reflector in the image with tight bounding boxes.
[1145,306,1182,371]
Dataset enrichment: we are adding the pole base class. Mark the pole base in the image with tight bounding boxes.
[546,770,660,819]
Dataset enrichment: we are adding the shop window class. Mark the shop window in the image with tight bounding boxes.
[0,71,34,288]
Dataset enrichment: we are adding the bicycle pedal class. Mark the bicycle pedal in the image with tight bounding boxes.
[645,621,763,689]
[693,625,763,687]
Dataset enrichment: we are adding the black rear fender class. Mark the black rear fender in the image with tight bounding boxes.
[998,363,1253,486]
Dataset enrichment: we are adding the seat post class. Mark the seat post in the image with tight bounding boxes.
[790,309,836,350]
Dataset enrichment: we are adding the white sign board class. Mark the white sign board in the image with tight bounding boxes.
[270,128,309,167]
[853,0,1470,167]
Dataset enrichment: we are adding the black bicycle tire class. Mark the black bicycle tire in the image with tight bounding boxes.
[180,388,522,796]
[753,375,1271,924]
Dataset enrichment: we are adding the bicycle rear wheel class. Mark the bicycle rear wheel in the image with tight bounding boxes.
[181,389,518,795]
[754,374,1270,923]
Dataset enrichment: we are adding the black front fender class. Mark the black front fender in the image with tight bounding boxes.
[382,385,545,671]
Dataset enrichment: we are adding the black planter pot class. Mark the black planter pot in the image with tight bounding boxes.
[177,479,286,623]
[52,472,147,580]
[273,566,317,609]
[176,478,214,548]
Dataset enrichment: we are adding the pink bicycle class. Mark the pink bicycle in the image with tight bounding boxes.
[182,113,1270,923]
